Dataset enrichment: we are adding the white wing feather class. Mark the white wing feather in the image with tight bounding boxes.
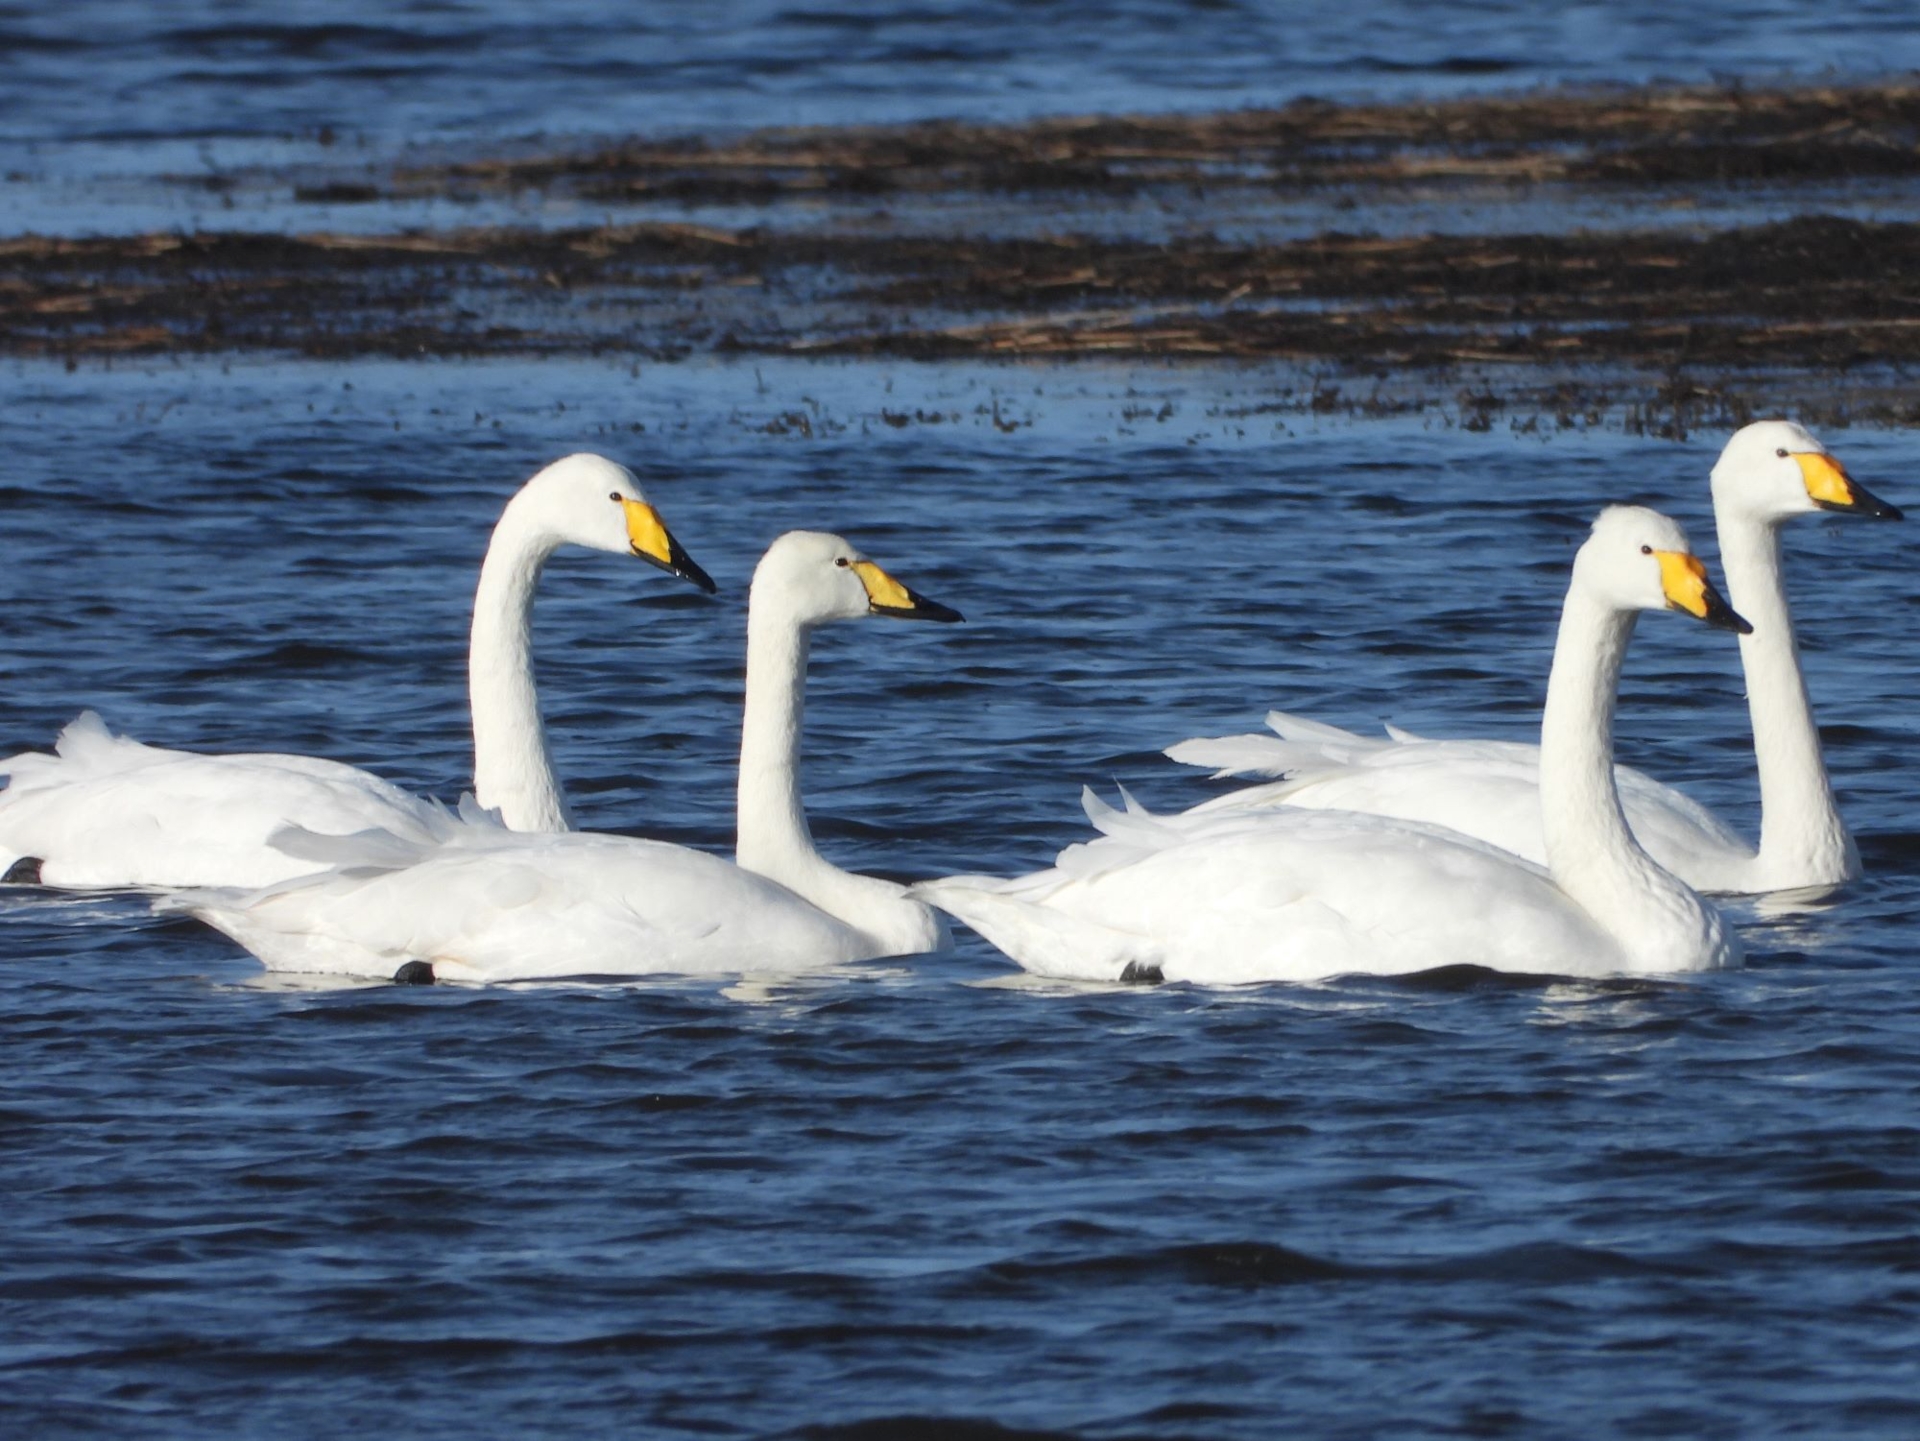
[0,712,442,889]
[917,792,1640,986]
[169,819,885,982]
[1168,708,1755,891]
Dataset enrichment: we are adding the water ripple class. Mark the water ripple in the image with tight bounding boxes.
[2,355,1918,1437]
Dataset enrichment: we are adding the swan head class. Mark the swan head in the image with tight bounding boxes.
[1709,420,1902,524]
[520,453,717,592]
[751,530,963,628]
[1578,506,1752,634]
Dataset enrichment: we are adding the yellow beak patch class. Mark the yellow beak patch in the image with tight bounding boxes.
[1655,550,1714,619]
[851,559,915,611]
[1794,451,1858,508]
[621,498,673,565]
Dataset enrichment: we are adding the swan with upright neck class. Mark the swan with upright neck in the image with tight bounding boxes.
[1166,422,1899,895]
[916,508,1749,984]
[0,453,712,890]
[172,531,961,981]
[465,452,714,831]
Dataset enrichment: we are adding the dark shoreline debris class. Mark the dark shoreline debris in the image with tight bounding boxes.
[396,79,1920,200]
[7,80,1920,429]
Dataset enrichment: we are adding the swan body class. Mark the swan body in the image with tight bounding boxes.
[0,454,712,891]
[175,531,962,981]
[178,800,898,982]
[918,507,1748,985]
[1171,719,1754,889]
[1168,422,1900,895]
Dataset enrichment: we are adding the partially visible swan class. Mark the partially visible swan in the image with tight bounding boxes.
[0,454,714,891]
[915,508,1749,985]
[1168,421,1900,894]
[173,531,962,982]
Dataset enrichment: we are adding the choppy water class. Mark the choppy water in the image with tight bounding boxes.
[4,355,1919,1437]
[9,0,1920,1432]
[11,0,1920,236]
[11,0,1917,147]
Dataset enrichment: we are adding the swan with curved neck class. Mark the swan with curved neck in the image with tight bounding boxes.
[1166,421,1899,895]
[0,453,712,891]
[731,532,961,958]
[468,452,714,831]
[916,508,1748,984]
[173,531,962,982]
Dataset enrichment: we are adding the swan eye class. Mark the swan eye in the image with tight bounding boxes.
[608,491,622,503]
[835,557,850,568]
[1775,448,1788,458]
[1640,544,1653,555]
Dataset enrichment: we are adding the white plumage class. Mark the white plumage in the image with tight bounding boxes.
[179,799,884,982]
[0,712,438,890]
[0,453,712,890]
[172,531,963,982]
[918,507,1748,985]
[1172,719,1751,885]
[1168,421,1899,895]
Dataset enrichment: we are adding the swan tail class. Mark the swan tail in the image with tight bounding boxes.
[158,888,400,977]
[910,876,1161,982]
[1164,732,1303,778]
[1054,786,1198,875]
[1261,709,1370,745]
[1167,710,1398,779]
[1079,785,1179,842]
[1,711,169,791]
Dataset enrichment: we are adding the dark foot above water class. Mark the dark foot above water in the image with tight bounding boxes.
[392,960,436,986]
[2,857,44,885]
[1119,961,1164,985]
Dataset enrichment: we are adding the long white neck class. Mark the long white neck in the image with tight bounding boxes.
[468,501,573,833]
[1539,587,1730,971]
[1715,511,1856,885]
[734,607,945,957]
[736,608,814,877]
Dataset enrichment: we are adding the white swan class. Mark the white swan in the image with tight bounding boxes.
[915,507,1748,985]
[1167,421,1900,894]
[172,531,962,982]
[0,453,713,891]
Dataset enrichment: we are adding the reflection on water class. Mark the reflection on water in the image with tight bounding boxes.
[1733,883,1851,925]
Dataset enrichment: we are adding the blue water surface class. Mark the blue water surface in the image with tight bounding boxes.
[7,0,1916,147]
[8,0,1920,234]
[3,356,1918,1438]
[8,1,1920,1434]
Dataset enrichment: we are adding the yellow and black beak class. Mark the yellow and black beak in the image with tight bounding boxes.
[1794,452,1903,521]
[850,559,963,623]
[620,498,717,593]
[1656,550,1752,634]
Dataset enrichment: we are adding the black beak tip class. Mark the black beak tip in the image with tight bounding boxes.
[669,542,719,594]
[639,542,718,594]
[909,586,964,623]
[1710,603,1754,635]
[1815,486,1904,521]
[874,592,964,623]
[1690,587,1752,635]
